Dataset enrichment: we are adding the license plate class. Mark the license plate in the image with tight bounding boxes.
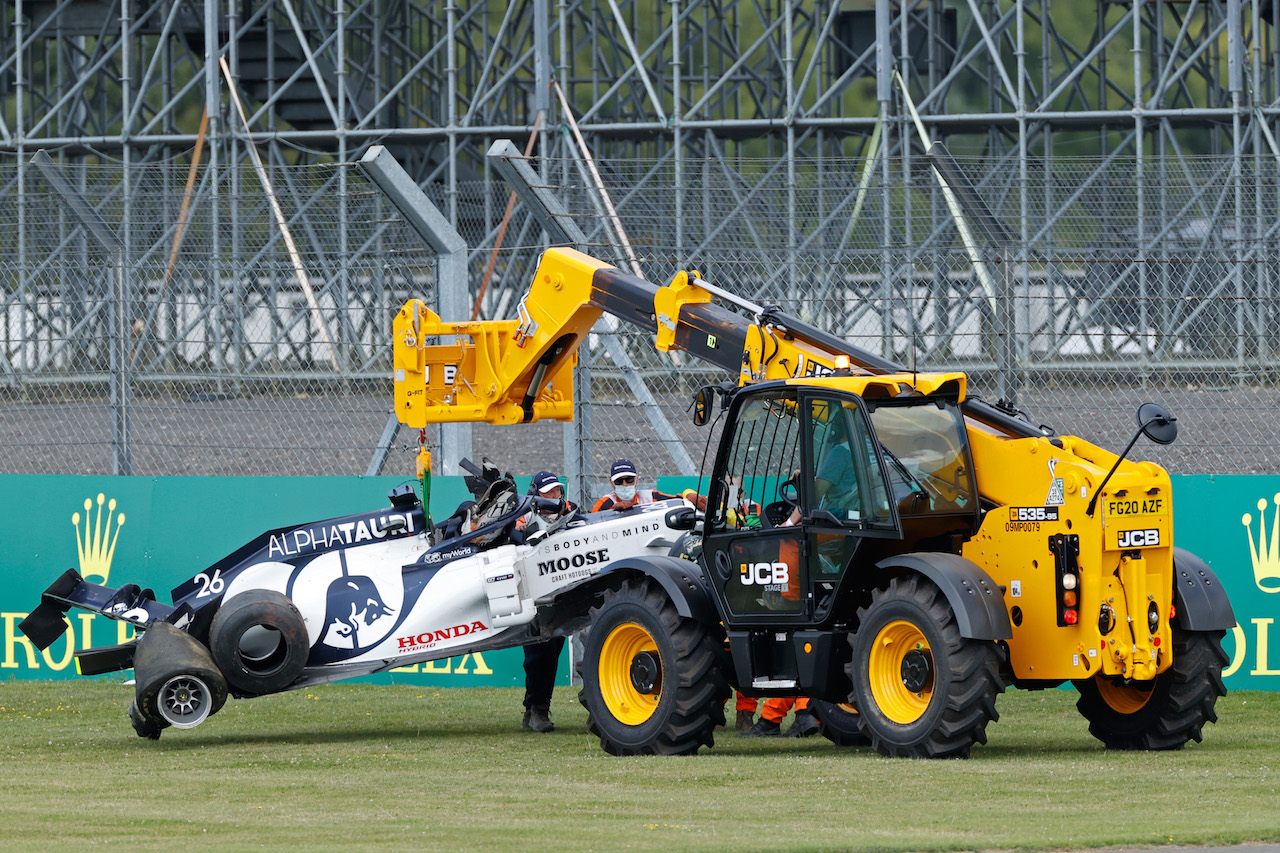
[1104,496,1166,518]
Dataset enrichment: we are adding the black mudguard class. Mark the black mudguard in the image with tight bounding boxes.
[875,552,1012,640]
[1172,547,1236,631]
[535,555,720,637]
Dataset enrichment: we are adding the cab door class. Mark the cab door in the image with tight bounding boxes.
[703,387,807,623]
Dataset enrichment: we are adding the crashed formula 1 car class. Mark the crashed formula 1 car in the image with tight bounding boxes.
[21,463,699,739]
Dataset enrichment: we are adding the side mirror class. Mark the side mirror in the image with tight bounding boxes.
[665,506,698,531]
[1086,402,1179,517]
[692,386,714,426]
[1137,402,1177,445]
[387,484,421,508]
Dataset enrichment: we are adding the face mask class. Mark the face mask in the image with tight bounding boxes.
[615,484,637,502]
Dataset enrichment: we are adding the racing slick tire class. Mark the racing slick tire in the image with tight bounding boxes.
[131,621,229,739]
[1073,627,1228,750]
[209,590,309,696]
[810,700,871,747]
[577,577,730,756]
[849,573,1003,758]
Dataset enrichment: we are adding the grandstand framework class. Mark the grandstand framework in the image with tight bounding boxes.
[2,0,1279,481]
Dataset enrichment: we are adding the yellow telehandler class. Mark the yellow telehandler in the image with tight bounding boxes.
[393,246,1234,757]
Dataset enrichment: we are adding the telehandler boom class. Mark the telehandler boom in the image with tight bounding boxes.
[394,246,1235,757]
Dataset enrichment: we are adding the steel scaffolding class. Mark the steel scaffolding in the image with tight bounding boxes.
[2,0,1278,481]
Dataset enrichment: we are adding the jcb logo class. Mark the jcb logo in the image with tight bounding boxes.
[803,361,834,378]
[739,561,789,586]
[1118,528,1160,548]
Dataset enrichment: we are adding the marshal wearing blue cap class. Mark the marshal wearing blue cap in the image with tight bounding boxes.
[591,458,707,512]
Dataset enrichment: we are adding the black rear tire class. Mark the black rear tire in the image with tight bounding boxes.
[1074,628,1227,750]
[209,591,309,696]
[810,700,871,747]
[577,578,729,755]
[132,621,229,738]
[850,573,1003,758]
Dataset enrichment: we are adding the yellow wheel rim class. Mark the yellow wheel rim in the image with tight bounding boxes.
[599,622,662,726]
[1096,677,1154,714]
[867,619,934,724]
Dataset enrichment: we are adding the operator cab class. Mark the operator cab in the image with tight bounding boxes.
[702,382,979,629]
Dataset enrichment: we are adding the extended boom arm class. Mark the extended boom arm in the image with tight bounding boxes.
[393,247,1044,442]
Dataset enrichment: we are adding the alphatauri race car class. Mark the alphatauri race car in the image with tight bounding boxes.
[21,468,697,739]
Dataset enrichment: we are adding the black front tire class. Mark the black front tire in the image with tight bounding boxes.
[850,573,1003,758]
[577,578,729,755]
[153,673,219,729]
[1074,628,1227,750]
[810,700,871,747]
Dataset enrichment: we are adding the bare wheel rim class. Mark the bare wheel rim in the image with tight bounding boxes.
[157,674,212,729]
[868,619,934,724]
[599,622,662,726]
[1096,676,1155,715]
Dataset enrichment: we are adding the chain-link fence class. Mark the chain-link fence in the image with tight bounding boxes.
[0,156,467,477]
[2,152,1277,488]
[537,152,1280,485]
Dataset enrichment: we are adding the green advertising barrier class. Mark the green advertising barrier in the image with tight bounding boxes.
[1171,476,1280,688]
[3,474,1278,691]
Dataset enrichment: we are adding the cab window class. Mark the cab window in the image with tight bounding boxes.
[711,391,801,532]
[868,401,975,515]
[807,397,893,526]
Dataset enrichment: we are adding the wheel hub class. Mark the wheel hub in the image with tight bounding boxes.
[630,651,662,694]
[599,621,664,726]
[1096,675,1155,714]
[157,674,212,729]
[901,648,932,693]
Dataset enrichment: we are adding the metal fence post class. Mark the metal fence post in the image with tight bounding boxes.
[30,150,133,475]
[359,145,473,476]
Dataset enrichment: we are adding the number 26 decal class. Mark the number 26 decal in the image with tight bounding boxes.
[194,568,226,598]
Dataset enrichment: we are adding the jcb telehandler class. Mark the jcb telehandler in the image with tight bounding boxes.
[394,245,1233,758]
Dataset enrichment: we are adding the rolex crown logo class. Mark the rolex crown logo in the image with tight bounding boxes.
[1241,493,1280,594]
[73,493,125,586]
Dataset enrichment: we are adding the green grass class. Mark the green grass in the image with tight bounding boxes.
[1,682,1277,853]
